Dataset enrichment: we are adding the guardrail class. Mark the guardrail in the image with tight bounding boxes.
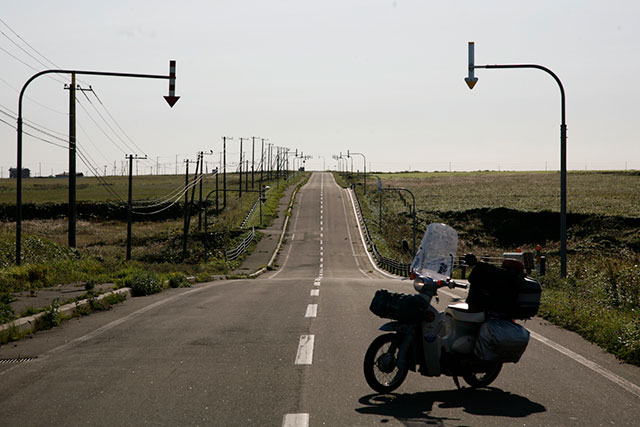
[351,188,411,277]
[225,227,255,261]
[241,197,261,229]
[351,187,545,278]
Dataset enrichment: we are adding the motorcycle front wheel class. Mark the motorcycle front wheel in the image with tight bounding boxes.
[363,333,409,393]
[462,362,503,388]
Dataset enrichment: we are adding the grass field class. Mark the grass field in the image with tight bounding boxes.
[0,172,308,296]
[0,172,260,204]
[369,170,640,217]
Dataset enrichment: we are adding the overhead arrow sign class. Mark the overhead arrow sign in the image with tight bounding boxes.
[164,60,180,107]
[465,42,478,89]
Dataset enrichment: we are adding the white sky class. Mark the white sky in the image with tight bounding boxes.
[1,0,639,176]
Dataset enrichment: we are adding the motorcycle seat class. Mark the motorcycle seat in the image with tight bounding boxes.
[446,303,485,323]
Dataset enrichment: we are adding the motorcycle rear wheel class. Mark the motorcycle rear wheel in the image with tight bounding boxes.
[364,333,409,393]
[462,362,503,388]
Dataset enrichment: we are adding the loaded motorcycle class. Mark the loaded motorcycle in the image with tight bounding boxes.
[363,223,542,392]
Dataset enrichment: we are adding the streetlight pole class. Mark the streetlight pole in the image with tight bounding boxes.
[349,151,367,194]
[14,63,179,265]
[382,187,416,256]
[465,41,568,277]
[222,136,233,209]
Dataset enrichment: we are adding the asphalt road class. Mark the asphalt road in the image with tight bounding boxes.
[1,171,640,426]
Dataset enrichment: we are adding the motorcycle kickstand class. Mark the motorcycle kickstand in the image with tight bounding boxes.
[453,376,461,390]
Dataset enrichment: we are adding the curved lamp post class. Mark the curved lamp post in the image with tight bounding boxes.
[348,151,367,194]
[465,41,568,278]
[15,63,179,265]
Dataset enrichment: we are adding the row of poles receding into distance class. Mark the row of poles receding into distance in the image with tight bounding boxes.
[94,138,310,261]
[13,41,569,278]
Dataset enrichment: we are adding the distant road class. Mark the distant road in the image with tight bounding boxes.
[1,172,639,426]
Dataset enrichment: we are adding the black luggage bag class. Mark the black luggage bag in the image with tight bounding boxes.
[369,289,430,323]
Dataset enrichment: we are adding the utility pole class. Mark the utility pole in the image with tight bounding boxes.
[126,154,147,260]
[251,136,257,188]
[198,150,213,231]
[245,159,249,192]
[222,136,233,209]
[260,138,265,183]
[68,74,76,248]
[239,137,246,198]
[268,143,273,180]
[63,75,91,248]
[183,159,190,259]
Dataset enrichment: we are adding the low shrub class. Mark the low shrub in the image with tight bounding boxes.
[36,299,61,330]
[167,272,189,288]
[125,270,164,296]
[0,302,15,324]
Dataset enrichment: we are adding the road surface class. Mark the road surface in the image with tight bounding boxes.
[1,171,639,426]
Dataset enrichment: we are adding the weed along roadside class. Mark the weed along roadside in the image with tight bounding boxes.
[0,172,310,344]
[334,170,640,366]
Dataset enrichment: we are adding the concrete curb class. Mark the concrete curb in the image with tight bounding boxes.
[248,179,304,278]
[1,287,131,336]
[346,185,402,280]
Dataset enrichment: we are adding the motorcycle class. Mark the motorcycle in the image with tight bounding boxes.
[363,223,540,393]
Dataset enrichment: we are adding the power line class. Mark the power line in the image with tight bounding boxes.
[0,28,53,71]
[0,115,68,150]
[0,44,67,85]
[0,17,60,69]
[0,76,68,116]
[90,88,148,157]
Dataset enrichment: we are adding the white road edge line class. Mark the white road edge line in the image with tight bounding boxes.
[283,413,309,427]
[295,335,314,365]
[268,184,304,279]
[530,330,640,399]
[338,183,371,278]
[345,186,399,280]
[438,288,640,400]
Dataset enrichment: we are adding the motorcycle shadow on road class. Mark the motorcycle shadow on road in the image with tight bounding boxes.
[356,387,546,425]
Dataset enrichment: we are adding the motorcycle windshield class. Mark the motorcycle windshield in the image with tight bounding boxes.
[410,223,458,281]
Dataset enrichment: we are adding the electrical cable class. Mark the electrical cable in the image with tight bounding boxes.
[132,173,205,208]
[0,76,68,116]
[0,44,67,85]
[76,147,127,203]
[0,17,60,69]
[0,115,68,149]
[90,88,148,157]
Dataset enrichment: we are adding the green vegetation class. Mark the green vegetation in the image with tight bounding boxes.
[124,270,164,297]
[167,272,190,288]
[539,258,640,365]
[336,170,640,365]
[0,172,307,306]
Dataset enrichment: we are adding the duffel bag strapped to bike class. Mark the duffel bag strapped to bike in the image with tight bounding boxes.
[474,318,530,363]
[369,289,429,324]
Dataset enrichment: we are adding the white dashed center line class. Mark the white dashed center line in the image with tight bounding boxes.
[283,413,309,427]
[295,335,314,365]
[305,304,318,318]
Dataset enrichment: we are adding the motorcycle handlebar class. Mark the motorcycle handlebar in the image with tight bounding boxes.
[450,280,468,289]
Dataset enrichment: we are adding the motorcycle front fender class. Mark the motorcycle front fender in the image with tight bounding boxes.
[379,322,413,334]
